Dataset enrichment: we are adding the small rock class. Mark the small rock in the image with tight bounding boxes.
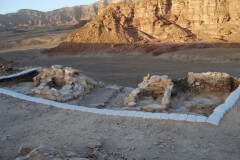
[18,144,32,156]
[1,135,10,141]
[87,141,101,149]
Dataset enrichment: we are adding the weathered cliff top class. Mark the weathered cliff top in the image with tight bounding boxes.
[49,0,240,54]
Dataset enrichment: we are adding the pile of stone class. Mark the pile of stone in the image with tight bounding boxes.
[187,72,232,93]
[31,65,102,102]
[124,74,174,112]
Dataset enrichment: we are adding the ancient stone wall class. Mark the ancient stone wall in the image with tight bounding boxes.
[187,72,232,93]
[124,75,174,112]
[32,65,101,102]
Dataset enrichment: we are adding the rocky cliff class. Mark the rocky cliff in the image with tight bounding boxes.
[50,0,240,54]
[0,0,139,30]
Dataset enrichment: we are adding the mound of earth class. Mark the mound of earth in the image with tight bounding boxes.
[49,0,240,54]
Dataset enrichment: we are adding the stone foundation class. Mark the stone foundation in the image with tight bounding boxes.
[32,65,101,102]
[187,72,232,93]
[0,68,239,125]
[124,75,174,112]
[124,72,239,113]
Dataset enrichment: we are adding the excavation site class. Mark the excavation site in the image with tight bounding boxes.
[0,0,240,159]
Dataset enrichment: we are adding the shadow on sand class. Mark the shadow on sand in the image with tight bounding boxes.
[45,42,240,56]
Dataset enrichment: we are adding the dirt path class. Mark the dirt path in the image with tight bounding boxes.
[0,94,239,160]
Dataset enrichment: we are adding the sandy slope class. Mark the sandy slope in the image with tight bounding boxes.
[0,25,76,54]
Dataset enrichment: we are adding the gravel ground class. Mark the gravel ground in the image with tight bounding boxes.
[0,94,239,160]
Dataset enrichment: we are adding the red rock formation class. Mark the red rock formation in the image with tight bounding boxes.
[50,0,240,54]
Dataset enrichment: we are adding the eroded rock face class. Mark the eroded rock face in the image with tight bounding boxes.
[53,0,240,53]
[32,65,101,102]
[0,0,141,30]
[187,72,232,93]
[124,75,174,112]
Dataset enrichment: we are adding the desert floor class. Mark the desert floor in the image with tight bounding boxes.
[0,94,240,160]
[0,26,240,160]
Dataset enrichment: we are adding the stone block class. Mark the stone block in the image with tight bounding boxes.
[187,115,197,122]
[143,112,155,119]
[126,111,138,117]
[169,113,180,120]
[178,114,188,121]
[214,104,228,113]
[207,114,221,126]
[134,112,145,118]
[196,116,208,122]
[160,113,170,120]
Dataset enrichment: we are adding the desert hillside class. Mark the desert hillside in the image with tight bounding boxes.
[50,0,240,53]
[0,0,139,30]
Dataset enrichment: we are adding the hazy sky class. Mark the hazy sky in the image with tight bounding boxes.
[0,0,98,14]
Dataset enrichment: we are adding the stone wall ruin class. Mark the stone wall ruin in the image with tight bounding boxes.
[124,72,239,113]
[31,65,101,102]
[124,75,174,112]
[187,72,232,93]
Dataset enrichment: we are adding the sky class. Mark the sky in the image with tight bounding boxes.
[0,0,98,14]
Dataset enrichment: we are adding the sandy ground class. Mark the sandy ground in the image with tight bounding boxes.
[0,26,240,159]
[0,94,239,160]
[0,25,75,54]
[0,48,240,87]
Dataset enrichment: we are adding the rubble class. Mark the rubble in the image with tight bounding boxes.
[124,75,174,112]
[187,72,232,93]
[31,65,101,102]
[18,144,32,156]
[124,72,239,113]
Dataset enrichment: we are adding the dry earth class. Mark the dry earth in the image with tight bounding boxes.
[0,25,76,54]
[1,48,240,87]
[0,94,240,160]
[0,25,240,160]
